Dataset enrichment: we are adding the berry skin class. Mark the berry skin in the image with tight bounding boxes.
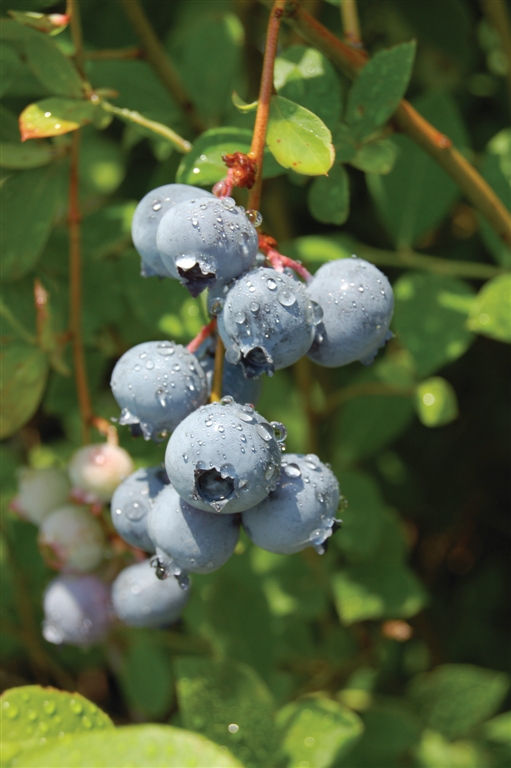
[242,453,342,555]
[306,258,394,367]
[196,339,263,406]
[110,341,208,441]
[147,484,239,578]
[111,466,170,552]
[68,443,134,503]
[39,505,107,572]
[131,183,213,278]
[217,268,319,378]
[165,398,285,514]
[11,466,71,526]
[43,574,112,646]
[112,558,191,628]
[155,197,258,297]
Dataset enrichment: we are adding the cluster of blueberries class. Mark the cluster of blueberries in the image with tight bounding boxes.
[15,182,394,646]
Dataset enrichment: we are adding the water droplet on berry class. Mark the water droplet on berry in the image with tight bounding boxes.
[278,289,296,307]
[266,278,277,291]
[270,421,287,442]
[235,311,246,324]
[152,202,162,211]
[250,301,259,313]
[246,209,263,226]
[284,463,301,478]
[256,423,274,442]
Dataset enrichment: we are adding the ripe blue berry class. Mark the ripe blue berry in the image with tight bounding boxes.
[218,268,318,378]
[110,341,208,441]
[112,558,190,628]
[132,184,213,278]
[242,453,342,555]
[155,197,258,297]
[110,466,169,552]
[306,258,394,367]
[165,398,285,513]
[43,575,112,646]
[147,484,239,580]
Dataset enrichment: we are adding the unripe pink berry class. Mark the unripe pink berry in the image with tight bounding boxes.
[68,443,134,503]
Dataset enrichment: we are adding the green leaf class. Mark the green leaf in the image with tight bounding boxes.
[0,141,56,169]
[333,558,427,624]
[350,138,398,174]
[367,91,469,248]
[0,18,40,42]
[118,637,174,720]
[25,33,84,98]
[308,164,350,224]
[345,41,416,140]
[333,123,357,162]
[482,711,511,745]
[231,92,258,113]
[282,233,354,266]
[19,98,97,140]
[393,273,475,376]
[339,700,421,767]
[277,696,363,767]
[415,377,459,427]
[0,163,65,281]
[18,725,243,767]
[478,129,511,268]
[274,45,342,130]
[7,11,69,36]
[0,45,22,98]
[415,729,489,768]
[0,106,22,142]
[176,126,281,186]
[168,11,244,123]
[466,274,511,342]
[267,95,335,175]
[333,471,386,561]
[0,344,48,439]
[0,685,113,767]
[408,664,510,740]
[174,657,276,768]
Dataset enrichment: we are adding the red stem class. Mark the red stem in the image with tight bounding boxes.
[247,0,286,211]
[187,318,217,354]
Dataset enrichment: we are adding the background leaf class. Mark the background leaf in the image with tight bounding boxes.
[0,345,49,439]
[308,164,350,224]
[466,274,511,342]
[25,33,84,98]
[414,377,459,427]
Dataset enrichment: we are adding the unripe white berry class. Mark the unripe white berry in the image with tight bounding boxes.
[12,467,71,526]
[39,505,107,572]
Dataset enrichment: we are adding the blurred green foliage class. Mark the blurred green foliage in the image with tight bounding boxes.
[0,0,510,766]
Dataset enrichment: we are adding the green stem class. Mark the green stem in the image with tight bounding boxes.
[102,102,192,154]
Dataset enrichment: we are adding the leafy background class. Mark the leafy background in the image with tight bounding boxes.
[0,0,510,766]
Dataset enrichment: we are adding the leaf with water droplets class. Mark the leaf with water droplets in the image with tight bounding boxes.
[18,724,243,767]
[267,95,335,176]
[0,685,113,767]
[19,98,97,141]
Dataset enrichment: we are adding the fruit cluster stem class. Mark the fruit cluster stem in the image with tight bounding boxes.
[259,0,511,246]
[340,0,362,48]
[247,0,287,212]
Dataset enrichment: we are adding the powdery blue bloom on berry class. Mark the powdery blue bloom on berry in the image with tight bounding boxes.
[110,341,208,441]
[112,558,191,628]
[156,197,258,297]
[242,453,342,555]
[43,575,112,646]
[306,257,394,367]
[132,183,213,278]
[165,398,285,514]
[110,466,169,552]
[147,484,239,580]
[218,268,319,378]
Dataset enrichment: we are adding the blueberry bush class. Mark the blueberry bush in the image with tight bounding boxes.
[1,1,510,766]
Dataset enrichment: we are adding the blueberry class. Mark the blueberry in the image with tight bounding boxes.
[110,341,208,441]
[218,268,317,378]
[110,466,170,552]
[306,258,394,367]
[39,505,106,572]
[132,184,214,278]
[147,484,239,578]
[165,398,285,513]
[196,338,263,406]
[43,575,112,646]
[156,197,258,297]
[112,558,191,628]
[242,453,342,555]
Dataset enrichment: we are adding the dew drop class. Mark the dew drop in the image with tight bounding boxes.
[270,421,287,442]
[152,202,162,211]
[278,289,296,307]
[266,278,277,291]
[235,311,246,324]
[256,423,274,442]
[284,463,301,478]
[249,301,259,313]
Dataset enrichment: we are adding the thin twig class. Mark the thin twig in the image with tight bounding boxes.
[117,0,206,134]
[260,0,511,246]
[84,47,145,60]
[69,131,92,444]
[340,0,362,48]
[66,0,86,80]
[247,0,287,211]
[187,318,217,355]
[102,101,191,153]
[354,243,507,280]
[210,335,225,403]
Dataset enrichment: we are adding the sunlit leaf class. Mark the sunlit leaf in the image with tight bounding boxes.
[414,377,459,427]
[19,98,96,140]
[466,274,511,343]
